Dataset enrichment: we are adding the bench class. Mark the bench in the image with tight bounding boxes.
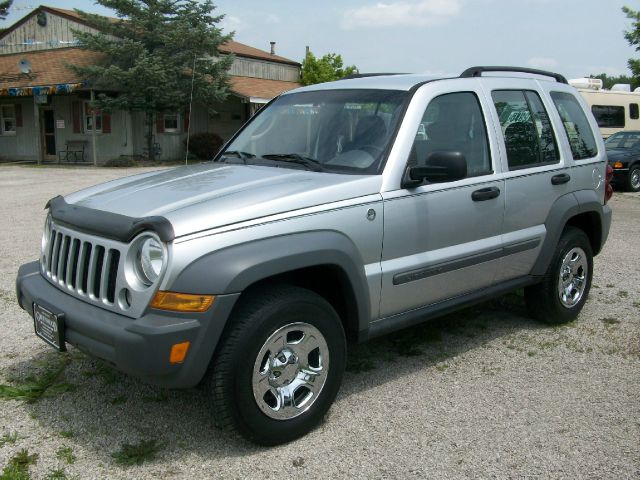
[58,140,89,164]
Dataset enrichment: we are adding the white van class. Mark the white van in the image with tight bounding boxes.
[570,78,640,138]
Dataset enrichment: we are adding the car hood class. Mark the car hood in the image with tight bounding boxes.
[64,163,382,238]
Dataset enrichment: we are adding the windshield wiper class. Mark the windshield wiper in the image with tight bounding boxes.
[261,153,324,172]
[220,150,255,164]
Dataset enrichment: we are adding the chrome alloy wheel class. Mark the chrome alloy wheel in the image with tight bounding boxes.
[557,247,588,308]
[252,322,329,420]
[631,168,640,190]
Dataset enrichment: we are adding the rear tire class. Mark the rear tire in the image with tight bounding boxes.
[205,285,346,445]
[525,227,593,324]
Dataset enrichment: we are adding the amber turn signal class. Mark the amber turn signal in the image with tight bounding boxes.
[151,291,215,312]
[170,341,190,364]
[613,161,623,168]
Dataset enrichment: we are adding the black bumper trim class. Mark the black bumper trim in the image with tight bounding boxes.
[16,261,238,388]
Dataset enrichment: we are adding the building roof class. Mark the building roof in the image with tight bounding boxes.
[0,6,300,66]
[0,47,299,100]
[230,76,300,101]
[0,47,101,89]
[219,41,300,66]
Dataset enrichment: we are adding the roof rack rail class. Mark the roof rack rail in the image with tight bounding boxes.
[460,66,568,84]
[341,73,408,80]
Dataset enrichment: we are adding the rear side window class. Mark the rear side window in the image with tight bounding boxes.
[551,92,598,160]
[591,105,625,128]
[492,90,559,169]
[630,103,639,120]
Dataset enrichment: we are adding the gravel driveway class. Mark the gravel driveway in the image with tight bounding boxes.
[0,165,638,479]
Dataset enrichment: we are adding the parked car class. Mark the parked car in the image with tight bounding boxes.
[16,66,612,445]
[604,130,640,192]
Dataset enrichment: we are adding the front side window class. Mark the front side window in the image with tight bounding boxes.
[492,90,559,169]
[409,92,491,177]
[591,105,625,128]
[84,102,102,133]
[222,89,408,174]
[1,105,16,134]
[551,92,598,160]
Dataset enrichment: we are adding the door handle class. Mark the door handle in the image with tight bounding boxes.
[551,173,571,185]
[471,186,500,201]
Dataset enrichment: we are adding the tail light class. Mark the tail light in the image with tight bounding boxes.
[604,164,613,204]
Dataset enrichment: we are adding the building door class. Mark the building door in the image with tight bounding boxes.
[42,109,56,159]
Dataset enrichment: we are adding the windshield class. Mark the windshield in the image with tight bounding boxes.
[604,131,640,150]
[221,89,409,174]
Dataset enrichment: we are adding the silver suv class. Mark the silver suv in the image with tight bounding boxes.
[16,66,613,445]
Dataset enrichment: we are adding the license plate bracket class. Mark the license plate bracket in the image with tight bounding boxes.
[33,303,66,352]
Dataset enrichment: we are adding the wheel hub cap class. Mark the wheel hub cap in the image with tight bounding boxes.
[252,322,329,420]
[557,247,588,308]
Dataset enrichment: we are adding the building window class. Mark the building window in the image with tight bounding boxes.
[1,105,16,134]
[163,113,180,132]
[84,102,102,133]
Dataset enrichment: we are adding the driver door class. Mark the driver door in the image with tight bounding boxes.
[379,88,505,317]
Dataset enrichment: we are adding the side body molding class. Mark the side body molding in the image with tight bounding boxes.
[171,231,372,335]
[531,190,610,276]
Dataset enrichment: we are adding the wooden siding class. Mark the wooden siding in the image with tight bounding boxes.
[229,57,299,82]
[0,12,100,55]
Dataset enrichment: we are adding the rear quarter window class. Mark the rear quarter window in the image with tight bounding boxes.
[550,92,598,160]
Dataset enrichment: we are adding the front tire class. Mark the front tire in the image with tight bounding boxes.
[525,227,593,324]
[626,164,640,192]
[205,285,346,445]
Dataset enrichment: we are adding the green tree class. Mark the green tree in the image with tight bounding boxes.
[0,1,12,20]
[301,50,358,86]
[623,5,640,85]
[69,0,233,161]
[588,72,639,90]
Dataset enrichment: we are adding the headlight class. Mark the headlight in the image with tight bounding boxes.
[134,236,165,286]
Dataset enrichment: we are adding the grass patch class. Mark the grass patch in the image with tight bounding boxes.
[83,362,119,385]
[600,317,621,325]
[605,283,614,288]
[111,439,161,466]
[1,449,38,479]
[142,391,169,403]
[58,431,73,439]
[633,301,640,309]
[527,351,537,357]
[109,395,127,406]
[56,447,75,465]
[0,355,74,403]
[617,290,629,298]
[0,432,18,447]
[45,469,69,480]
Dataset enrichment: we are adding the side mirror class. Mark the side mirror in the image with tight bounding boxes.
[402,151,468,188]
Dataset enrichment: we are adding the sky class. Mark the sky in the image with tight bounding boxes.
[1,0,637,80]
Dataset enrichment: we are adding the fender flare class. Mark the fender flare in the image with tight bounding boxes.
[531,190,606,276]
[170,231,372,334]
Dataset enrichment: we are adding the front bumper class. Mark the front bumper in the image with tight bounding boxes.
[16,261,239,388]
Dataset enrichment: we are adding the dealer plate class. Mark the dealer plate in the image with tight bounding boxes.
[33,303,66,352]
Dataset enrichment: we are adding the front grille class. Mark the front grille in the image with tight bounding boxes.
[44,228,122,305]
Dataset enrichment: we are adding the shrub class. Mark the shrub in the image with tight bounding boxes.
[103,157,136,168]
[186,132,224,160]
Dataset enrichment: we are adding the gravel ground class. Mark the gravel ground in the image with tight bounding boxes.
[0,164,638,480]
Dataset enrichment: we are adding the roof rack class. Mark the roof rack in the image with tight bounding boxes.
[459,66,568,84]
[341,73,408,80]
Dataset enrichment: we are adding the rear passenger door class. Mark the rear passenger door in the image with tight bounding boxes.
[379,86,505,317]
[484,82,568,282]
